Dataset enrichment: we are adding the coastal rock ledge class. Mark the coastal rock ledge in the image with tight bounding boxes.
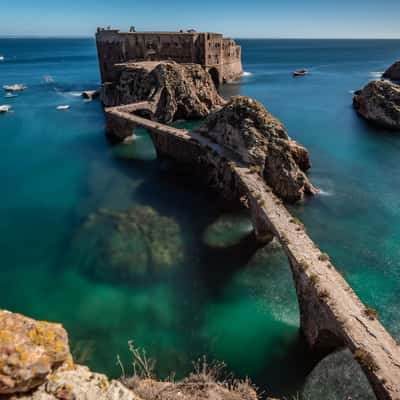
[0,310,72,394]
[353,80,400,130]
[1,310,259,400]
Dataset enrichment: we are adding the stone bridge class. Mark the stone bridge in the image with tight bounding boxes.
[106,103,400,400]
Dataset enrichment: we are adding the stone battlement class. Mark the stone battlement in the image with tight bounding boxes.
[96,26,243,86]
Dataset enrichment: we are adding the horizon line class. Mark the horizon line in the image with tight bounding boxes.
[0,35,400,40]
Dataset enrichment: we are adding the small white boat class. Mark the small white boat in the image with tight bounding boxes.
[293,69,308,77]
[56,105,70,110]
[0,105,11,113]
[3,84,27,92]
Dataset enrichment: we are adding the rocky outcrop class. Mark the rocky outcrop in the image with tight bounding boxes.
[10,366,142,400]
[383,61,400,81]
[196,96,316,202]
[0,310,72,395]
[2,311,259,400]
[74,206,184,284]
[81,90,100,101]
[353,80,400,130]
[101,61,225,123]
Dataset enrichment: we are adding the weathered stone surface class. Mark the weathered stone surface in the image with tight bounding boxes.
[75,206,184,283]
[196,96,316,202]
[0,310,72,395]
[383,61,400,81]
[101,61,225,123]
[81,90,100,101]
[96,28,243,86]
[8,365,143,400]
[353,80,400,130]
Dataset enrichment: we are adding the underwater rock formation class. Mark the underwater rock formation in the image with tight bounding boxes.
[101,61,225,123]
[203,213,255,248]
[0,310,72,394]
[76,206,184,283]
[383,61,400,81]
[302,349,376,400]
[196,96,316,202]
[353,80,400,130]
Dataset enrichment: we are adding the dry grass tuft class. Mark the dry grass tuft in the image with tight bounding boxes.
[354,348,379,372]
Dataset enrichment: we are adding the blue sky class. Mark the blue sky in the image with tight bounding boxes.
[1,0,399,38]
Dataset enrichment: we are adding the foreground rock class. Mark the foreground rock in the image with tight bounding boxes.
[353,80,400,129]
[101,61,225,123]
[10,365,141,400]
[2,311,259,400]
[196,96,317,202]
[75,206,184,283]
[0,310,72,394]
[383,61,400,81]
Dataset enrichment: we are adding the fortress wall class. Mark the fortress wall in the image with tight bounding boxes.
[96,29,242,86]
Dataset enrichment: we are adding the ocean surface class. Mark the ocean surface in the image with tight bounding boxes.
[1,38,400,399]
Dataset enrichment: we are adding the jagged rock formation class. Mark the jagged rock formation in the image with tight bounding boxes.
[74,206,184,283]
[195,96,316,202]
[10,366,141,400]
[383,61,400,81]
[1,310,259,400]
[101,61,225,123]
[353,80,400,129]
[0,310,72,394]
[81,90,100,101]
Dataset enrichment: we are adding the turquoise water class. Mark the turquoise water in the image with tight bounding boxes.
[0,38,400,398]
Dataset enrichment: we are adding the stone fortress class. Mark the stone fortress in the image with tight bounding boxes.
[96,26,243,87]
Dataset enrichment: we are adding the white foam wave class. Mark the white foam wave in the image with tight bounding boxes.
[42,75,55,84]
[243,71,253,77]
[369,71,384,79]
[348,90,355,94]
[318,188,334,197]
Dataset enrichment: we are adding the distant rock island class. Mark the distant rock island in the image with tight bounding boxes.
[383,61,400,81]
[353,61,400,130]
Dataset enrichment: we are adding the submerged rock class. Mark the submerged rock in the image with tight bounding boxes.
[302,349,375,400]
[353,80,400,130]
[101,61,225,123]
[383,61,400,81]
[0,310,72,394]
[203,213,255,248]
[196,96,316,202]
[77,206,184,283]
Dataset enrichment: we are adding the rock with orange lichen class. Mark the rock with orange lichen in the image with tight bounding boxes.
[0,310,72,394]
